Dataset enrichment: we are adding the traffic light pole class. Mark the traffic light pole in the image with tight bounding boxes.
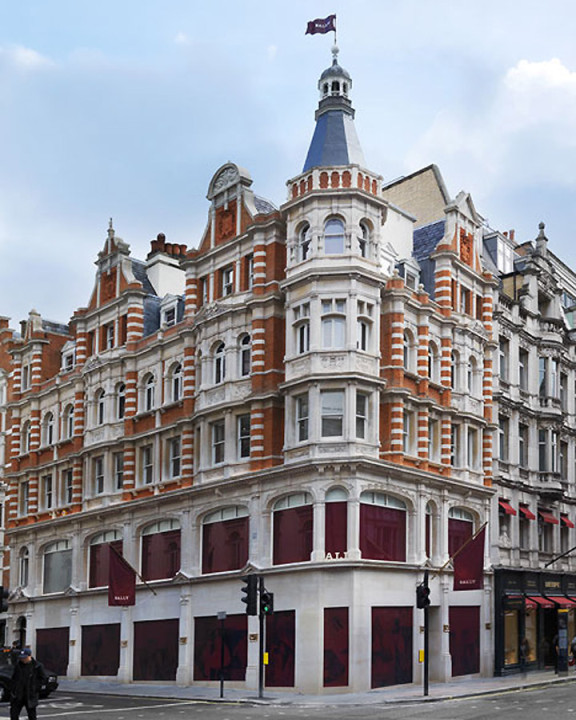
[258,576,265,699]
[423,602,429,696]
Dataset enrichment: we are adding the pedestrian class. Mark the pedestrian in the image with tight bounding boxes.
[9,647,47,720]
[570,634,576,666]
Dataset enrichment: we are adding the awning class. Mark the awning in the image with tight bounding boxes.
[526,595,555,608]
[499,500,517,516]
[519,505,536,520]
[561,515,575,529]
[538,510,559,525]
[546,596,576,608]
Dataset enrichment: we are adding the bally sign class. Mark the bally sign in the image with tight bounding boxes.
[453,525,486,591]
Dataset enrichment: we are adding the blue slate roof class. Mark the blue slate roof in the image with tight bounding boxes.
[303,109,365,172]
[132,260,157,296]
[413,220,446,298]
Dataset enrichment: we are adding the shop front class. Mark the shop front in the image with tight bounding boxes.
[494,569,576,675]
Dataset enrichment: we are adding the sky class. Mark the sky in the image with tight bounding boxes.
[1,0,576,326]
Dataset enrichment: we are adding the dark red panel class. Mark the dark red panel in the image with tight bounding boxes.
[202,517,249,574]
[273,506,313,565]
[325,502,347,557]
[371,607,413,688]
[449,606,480,676]
[448,518,472,557]
[81,624,120,676]
[360,504,406,561]
[133,619,179,680]
[425,512,431,559]
[323,607,348,687]
[266,610,295,687]
[36,627,69,676]
[142,530,181,581]
[89,541,123,588]
[193,615,247,681]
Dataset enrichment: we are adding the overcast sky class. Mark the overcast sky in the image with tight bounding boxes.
[1,0,576,327]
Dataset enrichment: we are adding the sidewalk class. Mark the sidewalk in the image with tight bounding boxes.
[57,669,576,706]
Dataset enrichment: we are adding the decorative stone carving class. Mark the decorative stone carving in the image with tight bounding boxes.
[213,166,239,192]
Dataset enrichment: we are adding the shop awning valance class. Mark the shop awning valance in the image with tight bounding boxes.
[526,595,555,608]
[538,510,559,525]
[498,500,517,516]
[519,505,536,520]
[546,596,576,608]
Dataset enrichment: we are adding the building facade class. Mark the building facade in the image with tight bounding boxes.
[1,47,572,693]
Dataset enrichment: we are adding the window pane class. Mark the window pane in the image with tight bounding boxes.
[44,549,72,594]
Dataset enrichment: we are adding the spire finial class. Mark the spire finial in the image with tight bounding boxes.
[108,217,115,240]
[332,43,339,65]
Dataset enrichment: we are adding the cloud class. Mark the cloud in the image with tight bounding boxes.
[267,45,277,61]
[174,32,190,46]
[0,44,54,70]
[406,57,576,201]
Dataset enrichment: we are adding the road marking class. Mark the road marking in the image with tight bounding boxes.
[26,700,223,717]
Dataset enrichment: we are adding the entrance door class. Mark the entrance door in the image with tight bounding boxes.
[265,610,295,687]
[133,619,179,680]
[449,606,480,676]
[36,627,69,676]
[371,607,413,688]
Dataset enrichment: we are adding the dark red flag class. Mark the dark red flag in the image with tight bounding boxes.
[108,545,136,606]
[453,526,485,591]
[306,15,336,35]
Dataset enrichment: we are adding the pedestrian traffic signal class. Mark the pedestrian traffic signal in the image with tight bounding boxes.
[260,590,274,616]
[241,575,258,615]
[416,583,430,609]
[0,587,9,613]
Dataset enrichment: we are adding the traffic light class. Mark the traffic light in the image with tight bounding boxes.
[260,589,274,616]
[0,587,9,613]
[416,583,430,609]
[241,575,258,615]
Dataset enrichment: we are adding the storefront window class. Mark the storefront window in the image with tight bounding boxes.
[524,607,537,663]
[504,610,519,666]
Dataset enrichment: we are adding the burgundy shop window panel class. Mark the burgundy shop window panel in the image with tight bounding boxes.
[273,506,313,565]
[325,502,347,557]
[133,619,179,681]
[265,610,295,687]
[81,624,120,676]
[449,606,480,676]
[194,615,247,681]
[448,518,472,558]
[89,540,123,588]
[202,517,249,574]
[360,504,406,561]
[371,607,413,688]
[36,627,69,676]
[142,529,181,581]
[324,607,349,687]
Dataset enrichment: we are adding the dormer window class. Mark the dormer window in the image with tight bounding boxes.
[222,266,234,296]
[62,351,75,372]
[105,323,114,350]
[163,306,176,327]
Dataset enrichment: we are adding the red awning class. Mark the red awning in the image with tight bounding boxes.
[499,500,517,516]
[525,597,537,609]
[519,505,536,520]
[561,515,575,529]
[538,510,559,525]
[546,596,576,608]
[526,595,555,608]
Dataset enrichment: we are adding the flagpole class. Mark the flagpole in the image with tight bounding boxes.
[437,521,488,573]
[110,542,157,596]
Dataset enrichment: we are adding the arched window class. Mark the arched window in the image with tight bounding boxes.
[403,330,416,372]
[298,223,311,262]
[358,222,370,258]
[202,506,249,574]
[239,335,251,377]
[273,493,313,565]
[95,389,105,425]
[89,530,122,588]
[144,374,155,412]
[63,404,74,439]
[467,356,477,394]
[214,342,226,384]
[359,491,407,562]
[116,383,126,419]
[325,487,348,557]
[171,363,182,402]
[324,218,345,254]
[428,342,440,383]
[19,547,29,588]
[21,420,31,454]
[141,519,181,581]
[42,412,54,446]
[448,507,474,557]
[43,540,72,594]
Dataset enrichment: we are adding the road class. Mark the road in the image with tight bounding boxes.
[1,685,575,720]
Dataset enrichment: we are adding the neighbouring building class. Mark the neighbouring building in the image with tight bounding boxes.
[0,45,573,694]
